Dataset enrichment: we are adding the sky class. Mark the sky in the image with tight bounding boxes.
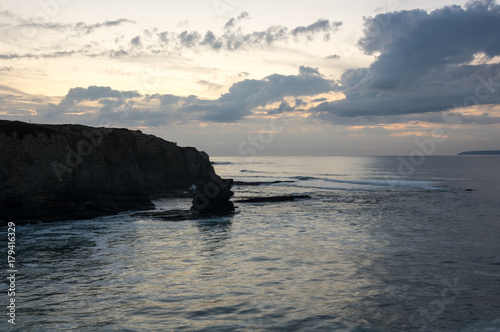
[1,0,500,156]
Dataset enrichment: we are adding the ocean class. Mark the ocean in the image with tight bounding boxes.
[2,156,500,331]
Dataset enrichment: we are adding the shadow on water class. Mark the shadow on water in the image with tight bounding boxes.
[195,216,234,254]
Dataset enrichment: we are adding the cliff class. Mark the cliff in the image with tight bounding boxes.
[0,120,220,224]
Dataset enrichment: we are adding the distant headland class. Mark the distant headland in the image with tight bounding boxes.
[457,150,500,155]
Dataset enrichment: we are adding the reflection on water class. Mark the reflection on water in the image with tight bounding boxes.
[196,218,233,252]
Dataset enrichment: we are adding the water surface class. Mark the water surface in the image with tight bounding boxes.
[2,156,500,331]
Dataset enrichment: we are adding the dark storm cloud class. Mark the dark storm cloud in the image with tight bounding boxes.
[312,0,500,119]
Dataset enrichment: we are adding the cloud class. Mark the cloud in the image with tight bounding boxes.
[60,86,141,105]
[158,31,169,45]
[0,50,78,59]
[98,98,126,113]
[108,49,128,58]
[80,19,134,34]
[418,110,500,125]
[19,18,134,34]
[176,66,339,122]
[325,54,340,60]
[40,67,337,125]
[299,65,321,76]
[295,98,306,107]
[178,31,201,47]
[312,0,500,120]
[0,53,37,59]
[130,36,142,48]
[224,11,250,29]
[311,97,328,103]
[0,9,341,60]
[291,19,342,41]
[198,80,223,91]
[200,31,223,50]
[0,85,31,96]
[267,101,295,115]
[214,16,342,51]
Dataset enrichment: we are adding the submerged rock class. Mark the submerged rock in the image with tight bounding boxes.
[235,195,311,203]
[0,120,225,224]
[132,209,198,222]
[233,180,295,186]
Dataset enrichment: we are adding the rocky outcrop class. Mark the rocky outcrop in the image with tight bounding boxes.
[457,150,500,155]
[235,195,311,203]
[191,178,235,216]
[0,120,227,224]
[132,178,235,222]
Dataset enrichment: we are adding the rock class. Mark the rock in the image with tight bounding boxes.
[233,180,295,186]
[191,177,235,216]
[0,120,222,224]
[132,209,197,221]
[132,177,236,222]
[235,195,311,203]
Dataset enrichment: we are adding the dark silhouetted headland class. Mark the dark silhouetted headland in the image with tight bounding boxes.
[457,150,500,155]
[0,120,230,224]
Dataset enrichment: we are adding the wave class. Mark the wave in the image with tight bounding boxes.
[324,178,440,189]
[293,176,318,181]
[240,170,278,174]
[281,176,445,191]
[212,161,234,165]
[234,171,445,191]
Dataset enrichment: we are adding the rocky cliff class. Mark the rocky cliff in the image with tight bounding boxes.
[0,120,220,224]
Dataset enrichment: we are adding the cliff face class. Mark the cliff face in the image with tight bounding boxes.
[0,120,217,224]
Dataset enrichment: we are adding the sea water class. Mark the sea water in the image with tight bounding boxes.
[1,156,500,331]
